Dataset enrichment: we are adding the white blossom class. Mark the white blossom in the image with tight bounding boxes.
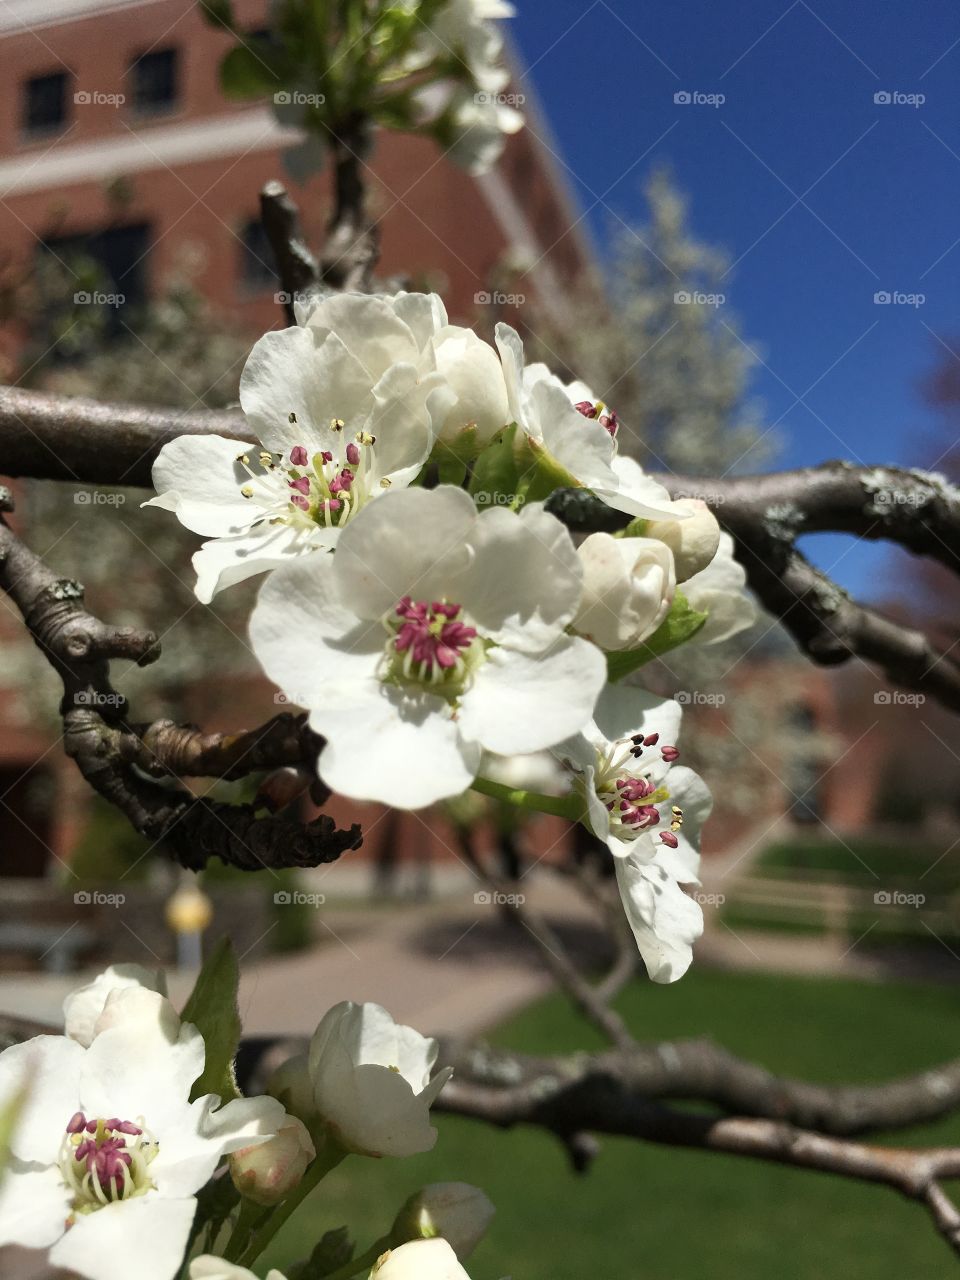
[63,964,168,1048]
[573,533,676,651]
[307,1002,452,1158]
[146,294,457,602]
[560,686,713,983]
[296,291,510,449]
[443,86,524,175]
[494,324,686,519]
[0,974,283,1280]
[393,1182,495,1258]
[682,531,757,645]
[372,1238,472,1280]
[644,498,721,581]
[190,1259,286,1280]
[229,1113,315,1205]
[249,485,606,809]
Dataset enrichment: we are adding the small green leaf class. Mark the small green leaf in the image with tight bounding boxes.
[512,432,583,505]
[469,424,521,508]
[606,590,708,682]
[614,517,649,538]
[219,43,285,99]
[199,0,236,32]
[181,938,242,1101]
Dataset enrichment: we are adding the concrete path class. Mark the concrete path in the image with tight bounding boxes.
[0,888,560,1040]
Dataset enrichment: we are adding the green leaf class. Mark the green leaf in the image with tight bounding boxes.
[219,43,285,99]
[513,432,584,505]
[614,516,649,538]
[606,591,708,682]
[180,938,243,1101]
[468,424,521,508]
[199,0,236,32]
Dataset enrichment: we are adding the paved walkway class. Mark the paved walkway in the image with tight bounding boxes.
[0,889,562,1040]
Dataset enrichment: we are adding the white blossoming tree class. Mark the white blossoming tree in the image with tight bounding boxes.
[4,1,960,1277]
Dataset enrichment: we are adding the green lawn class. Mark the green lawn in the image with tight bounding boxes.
[756,835,960,890]
[261,970,960,1280]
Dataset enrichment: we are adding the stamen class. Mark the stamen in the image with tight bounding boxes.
[661,746,680,763]
[289,445,308,466]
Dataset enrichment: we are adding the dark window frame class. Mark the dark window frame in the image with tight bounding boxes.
[129,47,180,117]
[22,70,70,138]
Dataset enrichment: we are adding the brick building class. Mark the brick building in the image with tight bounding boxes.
[0,0,597,876]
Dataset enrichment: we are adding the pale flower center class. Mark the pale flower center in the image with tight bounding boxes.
[593,732,683,846]
[381,597,483,698]
[236,417,390,533]
[59,1111,158,1216]
[574,398,619,438]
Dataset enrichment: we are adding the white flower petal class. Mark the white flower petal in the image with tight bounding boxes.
[390,291,448,349]
[331,487,476,622]
[592,686,683,751]
[493,323,526,427]
[461,503,582,651]
[49,1193,198,1280]
[683,532,757,645]
[0,1162,71,1249]
[146,435,259,537]
[298,293,419,380]
[309,1003,448,1157]
[368,362,442,482]
[373,1238,472,1280]
[594,456,685,521]
[0,1037,84,1163]
[614,855,703,984]
[460,637,605,756]
[152,1093,285,1198]
[528,380,618,490]
[432,326,510,445]
[310,684,481,808]
[193,522,327,604]
[190,1258,269,1280]
[92,988,180,1044]
[240,328,374,456]
[63,964,166,1048]
[249,557,384,707]
[573,534,675,651]
[79,1020,205,1139]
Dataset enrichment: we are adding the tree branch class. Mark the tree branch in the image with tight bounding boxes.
[550,463,960,711]
[260,180,321,325]
[435,1045,960,1259]
[0,504,361,871]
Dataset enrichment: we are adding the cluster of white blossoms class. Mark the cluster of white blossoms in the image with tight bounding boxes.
[149,288,756,982]
[0,967,482,1280]
[398,0,524,174]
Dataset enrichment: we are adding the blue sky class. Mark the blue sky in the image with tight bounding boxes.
[509,0,960,596]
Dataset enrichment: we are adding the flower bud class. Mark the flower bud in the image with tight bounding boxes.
[573,533,675,651]
[644,498,720,582]
[229,1114,315,1206]
[431,326,510,447]
[371,1238,471,1280]
[392,1183,495,1259]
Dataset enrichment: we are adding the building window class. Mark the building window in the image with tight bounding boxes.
[39,222,151,351]
[23,71,68,136]
[239,218,277,292]
[130,48,178,115]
